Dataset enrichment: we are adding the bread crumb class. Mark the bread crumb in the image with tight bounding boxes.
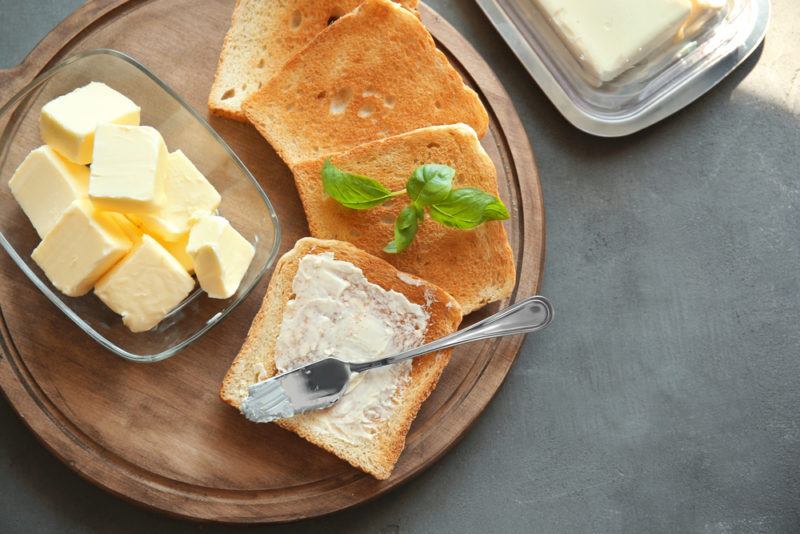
[397,272,423,286]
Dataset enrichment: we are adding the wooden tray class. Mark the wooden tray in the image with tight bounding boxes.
[0,0,545,523]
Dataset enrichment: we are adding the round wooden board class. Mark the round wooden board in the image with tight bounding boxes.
[0,0,545,524]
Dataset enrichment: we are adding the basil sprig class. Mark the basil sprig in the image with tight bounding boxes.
[322,161,509,253]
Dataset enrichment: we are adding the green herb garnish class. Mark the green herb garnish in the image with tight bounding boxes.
[322,160,509,253]
[322,159,403,210]
[384,205,420,253]
[407,164,454,207]
[429,187,510,229]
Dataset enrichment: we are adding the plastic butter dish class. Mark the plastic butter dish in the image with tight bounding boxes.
[477,0,770,136]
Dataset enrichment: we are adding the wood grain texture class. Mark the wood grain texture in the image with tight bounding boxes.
[0,0,545,523]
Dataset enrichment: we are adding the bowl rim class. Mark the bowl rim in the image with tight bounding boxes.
[0,48,282,362]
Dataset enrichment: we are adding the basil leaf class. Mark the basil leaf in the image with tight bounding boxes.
[429,188,510,229]
[384,205,419,254]
[406,164,454,208]
[322,159,395,210]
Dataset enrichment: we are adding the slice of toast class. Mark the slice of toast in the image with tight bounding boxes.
[291,123,516,314]
[209,0,420,121]
[221,237,463,479]
[242,0,489,166]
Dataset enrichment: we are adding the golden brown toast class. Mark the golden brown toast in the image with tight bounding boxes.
[220,237,462,479]
[242,0,489,166]
[209,0,420,121]
[291,123,516,314]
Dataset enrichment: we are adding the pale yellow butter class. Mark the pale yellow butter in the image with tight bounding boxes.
[275,253,428,445]
[160,233,194,274]
[89,124,167,214]
[187,215,254,299]
[106,213,144,243]
[536,0,696,82]
[31,199,132,297]
[95,234,195,333]
[131,149,221,241]
[107,213,194,274]
[40,82,140,165]
[8,145,89,238]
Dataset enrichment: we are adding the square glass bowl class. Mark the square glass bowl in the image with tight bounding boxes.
[0,49,281,362]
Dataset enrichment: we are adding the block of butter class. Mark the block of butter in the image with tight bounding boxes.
[187,215,255,299]
[131,149,221,241]
[108,213,195,273]
[535,0,701,83]
[8,145,89,238]
[161,233,195,274]
[40,82,140,165]
[106,213,143,244]
[32,199,132,297]
[89,124,167,214]
[95,234,196,333]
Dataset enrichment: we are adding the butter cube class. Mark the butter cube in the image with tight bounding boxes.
[89,124,167,214]
[95,235,195,333]
[107,214,194,273]
[40,82,140,165]
[106,213,144,243]
[32,199,132,297]
[161,233,195,274]
[108,214,195,274]
[9,145,89,238]
[131,150,221,241]
[187,215,255,299]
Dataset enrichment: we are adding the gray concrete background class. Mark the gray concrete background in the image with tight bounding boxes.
[2,1,799,532]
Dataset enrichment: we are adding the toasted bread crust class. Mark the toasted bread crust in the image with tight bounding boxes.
[242,0,489,166]
[209,0,419,120]
[291,123,516,314]
[220,238,462,479]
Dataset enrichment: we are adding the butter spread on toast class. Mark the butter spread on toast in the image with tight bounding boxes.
[274,252,427,444]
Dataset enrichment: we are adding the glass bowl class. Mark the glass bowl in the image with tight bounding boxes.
[0,49,281,362]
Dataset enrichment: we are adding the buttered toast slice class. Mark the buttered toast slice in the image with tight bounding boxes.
[291,123,516,314]
[209,0,419,121]
[221,238,462,480]
[243,0,489,166]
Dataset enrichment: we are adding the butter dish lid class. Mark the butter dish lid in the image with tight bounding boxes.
[477,0,770,137]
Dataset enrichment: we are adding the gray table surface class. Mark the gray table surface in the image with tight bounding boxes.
[2,1,799,532]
